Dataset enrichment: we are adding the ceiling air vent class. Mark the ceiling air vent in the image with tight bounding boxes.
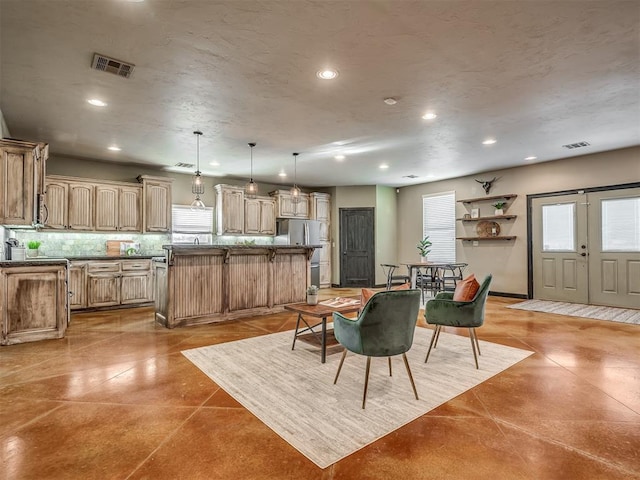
[175,162,194,168]
[403,174,419,179]
[562,141,590,150]
[91,53,135,78]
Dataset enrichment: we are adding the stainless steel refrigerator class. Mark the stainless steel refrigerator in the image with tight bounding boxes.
[275,219,322,287]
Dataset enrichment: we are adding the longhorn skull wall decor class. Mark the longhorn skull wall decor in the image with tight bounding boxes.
[475,177,497,194]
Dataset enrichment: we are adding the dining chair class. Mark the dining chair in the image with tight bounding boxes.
[423,274,492,369]
[332,289,422,408]
[441,263,468,291]
[415,266,444,303]
[380,263,410,290]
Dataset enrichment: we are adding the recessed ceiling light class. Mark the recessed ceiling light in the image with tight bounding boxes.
[524,156,537,161]
[422,112,437,120]
[107,146,121,151]
[316,69,339,80]
[379,164,389,170]
[482,138,497,145]
[278,172,287,177]
[334,155,346,161]
[88,99,107,107]
[384,98,397,105]
[209,161,220,166]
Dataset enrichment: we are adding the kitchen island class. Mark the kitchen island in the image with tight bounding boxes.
[155,244,319,328]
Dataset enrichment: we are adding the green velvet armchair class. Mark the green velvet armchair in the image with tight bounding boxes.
[424,274,492,369]
[332,289,421,409]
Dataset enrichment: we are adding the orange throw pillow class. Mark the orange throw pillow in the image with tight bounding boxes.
[453,274,480,301]
[391,282,410,291]
[361,288,376,306]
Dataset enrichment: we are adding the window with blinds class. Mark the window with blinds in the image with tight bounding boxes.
[422,191,456,262]
[171,205,214,244]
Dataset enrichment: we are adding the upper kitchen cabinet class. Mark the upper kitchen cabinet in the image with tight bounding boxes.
[0,139,41,226]
[270,190,309,219]
[137,175,173,233]
[215,184,244,235]
[244,196,276,235]
[44,176,94,230]
[310,192,330,223]
[95,184,142,232]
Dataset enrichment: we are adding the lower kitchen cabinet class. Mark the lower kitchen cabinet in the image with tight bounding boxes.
[1,262,68,345]
[68,261,87,310]
[81,259,153,309]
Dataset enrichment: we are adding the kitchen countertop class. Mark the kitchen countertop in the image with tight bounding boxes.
[64,255,159,261]
[0,258,69,267]
[162,244,322,250]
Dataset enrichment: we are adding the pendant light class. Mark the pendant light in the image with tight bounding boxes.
[245,142,258,198]
[190,131,205,211]
[290,152,301,203]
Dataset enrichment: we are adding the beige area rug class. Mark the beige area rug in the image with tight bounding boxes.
[182,326,533,469]
[508,299,640,325]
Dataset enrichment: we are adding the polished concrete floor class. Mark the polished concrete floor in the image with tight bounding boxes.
[1,290,639,479]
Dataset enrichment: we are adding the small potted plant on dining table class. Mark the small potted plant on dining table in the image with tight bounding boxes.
[306,285,319,305]
[417,236,432,262]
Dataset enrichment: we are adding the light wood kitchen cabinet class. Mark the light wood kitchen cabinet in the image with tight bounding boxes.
[82,259,153,309]
[44,176,94,230]
[95,184,141,232]
[319,241,332,287]
[270,190,309,219]
[1,262,68,345]
[244,196,276,235]
[215,184,245,234]
[68,261,87,310]
[138,175,173,233]
[310,193,330,222]
[87,261,121,307]
[0,139,38,226]
[121,260,153,304]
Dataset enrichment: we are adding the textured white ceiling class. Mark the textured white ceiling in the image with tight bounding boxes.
[1,0,639,187]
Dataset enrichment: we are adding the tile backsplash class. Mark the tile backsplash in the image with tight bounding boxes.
[13,231,169,257]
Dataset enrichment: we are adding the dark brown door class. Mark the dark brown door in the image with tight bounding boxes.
[339,208,375,287]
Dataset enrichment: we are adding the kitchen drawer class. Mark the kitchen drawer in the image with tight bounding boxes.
[87,261,121,273]
[121,260,151,271]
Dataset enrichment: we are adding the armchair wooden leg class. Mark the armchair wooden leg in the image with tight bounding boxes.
[433,324,442,348]
[402,353,419,400]
[334,349,348,384]
[362,357,371,409]
[388,357,392,376]
[471,328,481,356]
[425,326,438,363]
[469,329,479,369]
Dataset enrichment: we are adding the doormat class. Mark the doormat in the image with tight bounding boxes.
[508,299,640,325]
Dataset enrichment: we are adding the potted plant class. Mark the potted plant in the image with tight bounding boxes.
[492,201,507,216]
[306,285,319,305]
[26,240,41,257]
[417,236,432,262]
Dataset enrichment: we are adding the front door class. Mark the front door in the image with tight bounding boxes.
[532,194,589,303]
[339,208,375,287]
[532,187,640,308]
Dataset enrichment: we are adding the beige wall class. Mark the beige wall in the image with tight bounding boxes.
[397,146,640,295]
[375,186,398,285]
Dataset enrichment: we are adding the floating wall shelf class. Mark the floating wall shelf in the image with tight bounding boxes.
[458,194,517,204]
[457,236,517,241]
[457,215,517,221]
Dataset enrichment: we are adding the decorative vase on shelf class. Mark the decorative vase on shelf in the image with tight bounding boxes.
[26,248,39,258]
[494,208,504,216]
[421,256,428,263]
